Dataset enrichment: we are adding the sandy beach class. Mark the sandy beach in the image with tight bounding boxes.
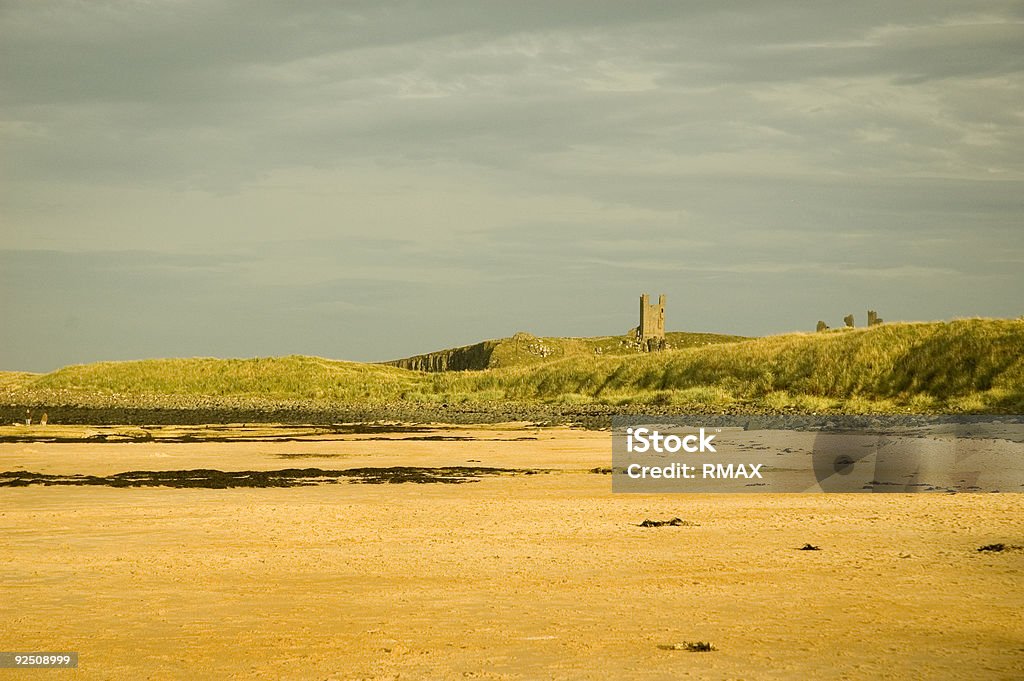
[1,424,1022,679]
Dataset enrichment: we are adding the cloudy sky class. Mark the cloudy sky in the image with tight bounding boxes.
[1,1,1022,371]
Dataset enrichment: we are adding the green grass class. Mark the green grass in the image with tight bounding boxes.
[4,319,1023,414]
[387,330,748,370]
[29,356,422,402]
[0,371,40,391]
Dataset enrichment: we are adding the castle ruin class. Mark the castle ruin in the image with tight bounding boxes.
[638,293,666,351]
[816,310,885,332]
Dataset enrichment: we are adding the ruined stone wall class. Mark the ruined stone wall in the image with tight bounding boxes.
[385,340,497,372]
[816,310,885,332]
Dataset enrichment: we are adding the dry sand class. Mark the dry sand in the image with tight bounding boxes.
[1,424,1022,679]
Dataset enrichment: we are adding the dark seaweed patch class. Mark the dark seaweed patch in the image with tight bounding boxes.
[658,641,716,652]
[0,466,531,489]
[638,517,699,527]
[976,543,1022,553]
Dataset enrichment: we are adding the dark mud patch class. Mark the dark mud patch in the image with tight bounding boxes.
[361,435,539,442]
[0,423,543,445]
[327,423,436,435]
[0,466,536,489]
[362,435,476,441]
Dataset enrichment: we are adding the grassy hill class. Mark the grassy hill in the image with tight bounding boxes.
[385,330,748,371]
[2,319,1022,415]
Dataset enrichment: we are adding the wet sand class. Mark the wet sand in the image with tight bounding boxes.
[1,424,1022,679]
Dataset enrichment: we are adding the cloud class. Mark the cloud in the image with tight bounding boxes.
[0,1,1021,369]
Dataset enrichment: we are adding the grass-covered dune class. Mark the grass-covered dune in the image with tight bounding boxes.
[2,319,1022,416]
[450,319,1023,413]
[387,330,748,371]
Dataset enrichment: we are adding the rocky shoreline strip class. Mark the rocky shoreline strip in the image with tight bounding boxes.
[3,403,1020,434]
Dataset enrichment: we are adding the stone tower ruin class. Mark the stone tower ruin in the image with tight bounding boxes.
[638,293,666,351]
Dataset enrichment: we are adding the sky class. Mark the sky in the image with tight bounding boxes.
[1,1,1022,372]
